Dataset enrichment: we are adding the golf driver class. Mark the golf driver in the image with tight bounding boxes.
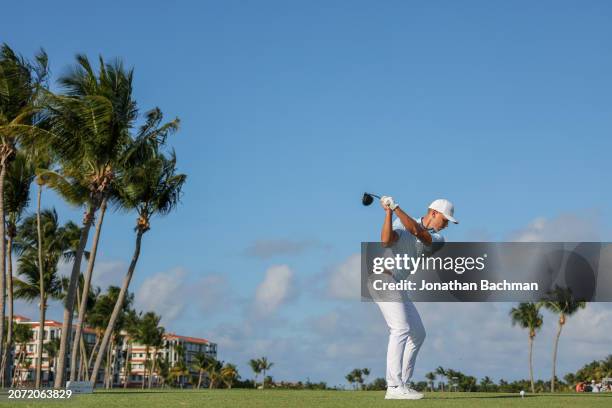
[362,192,381,206]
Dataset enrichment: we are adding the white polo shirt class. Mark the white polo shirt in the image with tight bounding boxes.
[392,217,444,246]
[386,216,445,280]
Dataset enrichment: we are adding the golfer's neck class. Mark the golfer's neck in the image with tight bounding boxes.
[422,215,432,229]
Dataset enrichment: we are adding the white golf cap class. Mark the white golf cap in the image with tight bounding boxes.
[429,199,458,224]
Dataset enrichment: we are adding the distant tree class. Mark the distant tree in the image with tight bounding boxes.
[156,355,171,388]
[345,372,355,390]
[361,368,370,390]
[540,286,586,392]
[221,363,239,389]
[258,357,273,389]
[249,358,262,389]
[170,343,188,388]
[480,376,493,392]
[425,372,437,392]
[367,377,387,391]
[191,352,213,389]
[13,209,79,388]
[510,302,543,393]
[206,357,223,389]
[436,366,447,392]
[12,323,33,386]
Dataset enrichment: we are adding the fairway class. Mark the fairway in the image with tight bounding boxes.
[1,390,610,408]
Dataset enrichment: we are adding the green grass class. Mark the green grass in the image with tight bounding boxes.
[0,389,610,407]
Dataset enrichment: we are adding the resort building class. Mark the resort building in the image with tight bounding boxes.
[9,315,217,388]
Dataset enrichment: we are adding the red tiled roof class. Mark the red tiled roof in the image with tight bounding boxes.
[165,332,209,345]
[17,320,96,334]
[13,315,30,321]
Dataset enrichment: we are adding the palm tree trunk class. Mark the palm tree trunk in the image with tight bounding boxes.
[197,369,203,389]
[103,342,109,388]
[551,319,564,392]
[142,345,149,389]
[54,203,95,388]
[123,341,131,389]
[36,298,46,389]
[529,335,535,394]
[262,369,266,389]
[105,338,113,389]
[149,348,157,389]
[112,339,120,388]
[74,283,82,381]
[35,183,44,389]
[88,334,100,371]
[0,160,9,380]
[70,197,107,381]
[89,230,144,386]
[1,234,14,387]
[78,334,87,381]
[12,349,23,387]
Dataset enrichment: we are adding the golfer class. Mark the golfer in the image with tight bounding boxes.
[373,196,458,400]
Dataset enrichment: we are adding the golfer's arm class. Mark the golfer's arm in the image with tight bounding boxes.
[393,207,432,245]
[381,210,398,247]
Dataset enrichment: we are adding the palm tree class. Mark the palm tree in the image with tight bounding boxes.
[347,369,363,390]
[87,286,133,384]
[345,372,355,390]
[170,343,188,388]
[0,151,34,384]
[258,357,273,390]
[221,363,239,389]
[362,368,370,390]
[133,311,164,389]
[54,56,144,385]
[120,309,139,388]
[425,372,437,392]
[480,376,493,392]
[205,357,223,389]
[0,44,49,379]
[43,53,148,386]
[249,359,262,389]
[43,338,60,385]
[13,209,80,387]
[540,286,586,392]
[436,366,447,392]
[156,355,171,388]
[11,323,33,386]
[44,92,113,387]
[192,352,209,389]
[510,302,543,393]
[90,148,185,386]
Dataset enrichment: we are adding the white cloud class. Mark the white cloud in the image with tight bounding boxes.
[253,265,294,317]
[90,260,129,291]
[509,212,600,242]
[327,254,361,300]
[135,267,187,323]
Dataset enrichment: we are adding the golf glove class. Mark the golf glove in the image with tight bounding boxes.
[381,196,399,210]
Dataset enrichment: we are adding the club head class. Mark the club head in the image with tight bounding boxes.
[362,193,374,206]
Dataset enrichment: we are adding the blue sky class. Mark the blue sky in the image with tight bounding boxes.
[3,1,612,387]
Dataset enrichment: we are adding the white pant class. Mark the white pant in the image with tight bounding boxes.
[374,292,426,387]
